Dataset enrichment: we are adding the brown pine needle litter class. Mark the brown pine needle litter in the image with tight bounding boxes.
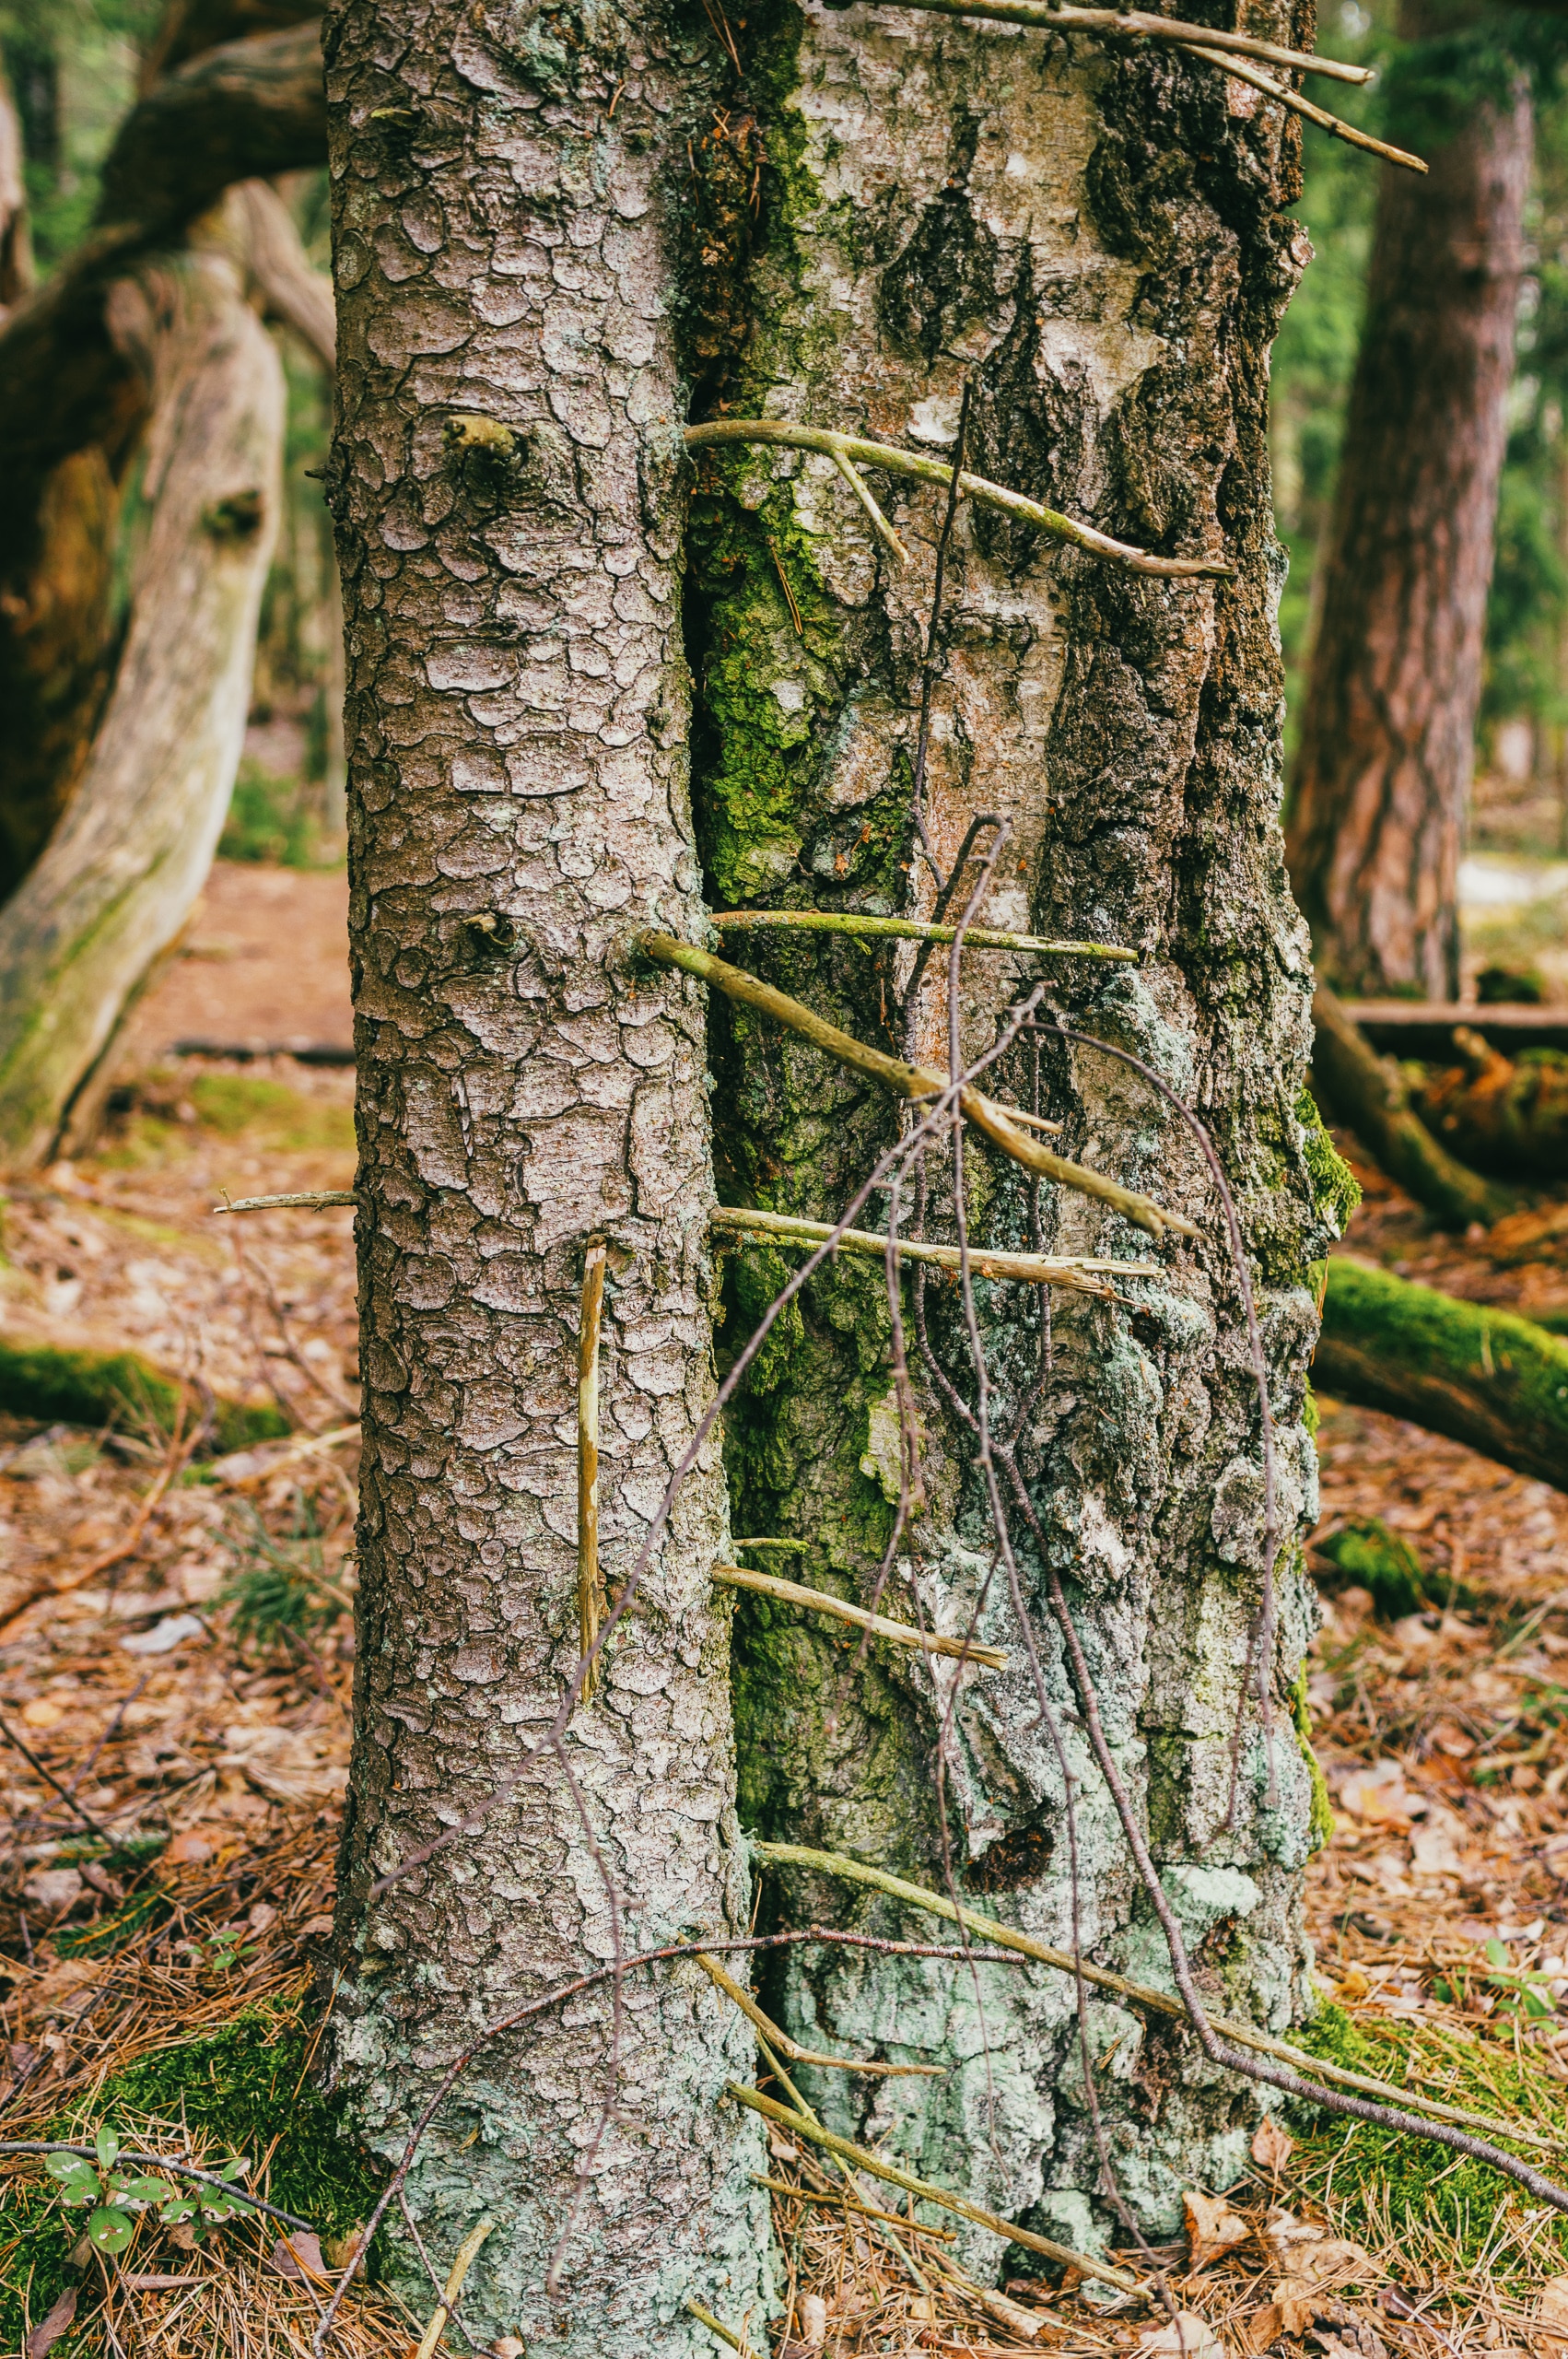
[6,1091,1568,2352]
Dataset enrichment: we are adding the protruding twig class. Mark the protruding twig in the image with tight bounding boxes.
[752,1842,1562,2152]
[713,1561,1007,1670]
[413,2218,495,2359]
[684,421,1232,580]
[731,1535,810,1552]
[578,1236,607,1704]
[696,1949,945,2073]
[857,0,1373,83]
[686,2299,757,2356]
[726,2083,1144,2293]
[832,447,909,563]
[710,909,1137,961]
[640,933,1197,1241]
[753,2177,957,2236]
[1178,42,1426,171]
[709,1204,1143,1295]
[212,1191,358,1214]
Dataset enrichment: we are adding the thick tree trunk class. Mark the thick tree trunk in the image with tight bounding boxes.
[1317,1258,1568,1493]
[691,3,1333,2258]
[1284,7,1532,998]
[0,229,283,1166]
[322,5,764,2350]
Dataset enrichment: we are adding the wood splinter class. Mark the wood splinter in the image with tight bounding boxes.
[578,1236,608,1703]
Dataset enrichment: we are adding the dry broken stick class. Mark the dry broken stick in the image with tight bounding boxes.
[696,1949,944,2076]
[577,1236,607,1705]
[727,2083,1144,2294]
[684,420,1232,580]
[752,1841,1562,2154]
[711,909,1137,961]
[712,1561,1007,1670]
[709,1204,1146,1298]
[213,1191,358,1214]
[1177,43,1425,171]
[640,932,1197,1242]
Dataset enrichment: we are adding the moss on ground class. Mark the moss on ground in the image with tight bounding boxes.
[0,2002,385,2353]
[1315,1517,1429,1620]
[0,1335,288,1453]
[1290,2003,1568,2283]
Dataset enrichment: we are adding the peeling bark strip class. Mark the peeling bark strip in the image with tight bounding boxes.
[322,3,764,2345]
[690,0,1336,2258]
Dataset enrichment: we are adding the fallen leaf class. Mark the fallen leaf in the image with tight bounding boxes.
[1255,2302,1312,2346]
[1429,1722,1475,1759]
[247,1901,279,1933]
[25,2285,77,2359]
[1134,2309,1223,2359]
[1334,1967,1371,2002]
[122,2273,204,2292]
[299,1912,335,1938]
[797,2293,828,2350]
[1538,2273,1568,2345]
[1251,2117,1293,2173]
[1312,2321,1387,2359]
[1184,2189,1250,2269]
[268,2231,328,2283]
[1338,1765,1414,1830]
[162,1832,215,1866]
[321,2224,366,2272]
[20,1697,64,1729]
[22,1868,83,1914]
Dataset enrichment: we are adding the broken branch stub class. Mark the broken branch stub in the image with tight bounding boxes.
[683,420,1233,580]
[638,933,1196,1241]
[712,1561,1007,1670]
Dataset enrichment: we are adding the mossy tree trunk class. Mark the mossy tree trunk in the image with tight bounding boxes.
[322,3,765,2351]
[685,3,1339,2259]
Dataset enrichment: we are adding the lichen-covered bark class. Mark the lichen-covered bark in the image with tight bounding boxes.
[322,4,764,2347]
[685,0,1342,2261]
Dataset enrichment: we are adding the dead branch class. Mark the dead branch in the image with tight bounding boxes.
[712,1561,1007,1669]
[712,908,1137,960]
[709,1203,1143,1296]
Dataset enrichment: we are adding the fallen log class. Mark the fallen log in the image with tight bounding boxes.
[1316,1258,1568,1494]
[1414,1027,1568,1182]
[1311,982,1514,1228]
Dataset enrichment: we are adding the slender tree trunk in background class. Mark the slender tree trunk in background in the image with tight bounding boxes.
[692,5,1334,2255]
[0,61,32,313]
[1285,5,1532,999]
[0,223,283,1166]
[322,4,764,2348]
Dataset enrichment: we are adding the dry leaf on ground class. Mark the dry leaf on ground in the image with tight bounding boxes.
[1251,2116,1293,2172]
[1184,2189,1250,2269]
[1135,2309,1223,2359]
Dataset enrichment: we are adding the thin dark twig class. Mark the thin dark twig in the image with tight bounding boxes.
[907,377,975,864]
[0,1719,118,1849]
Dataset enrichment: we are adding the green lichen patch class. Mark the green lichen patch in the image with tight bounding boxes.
[1297,1087,1361,1240]
[1287,1668,1333,1852]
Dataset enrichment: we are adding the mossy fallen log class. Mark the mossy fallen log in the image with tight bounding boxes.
[1312,984,1514,1229]
[1317,1259,1568,1492]
[1414,1028,1568,1181]
[0,1336,289,1455]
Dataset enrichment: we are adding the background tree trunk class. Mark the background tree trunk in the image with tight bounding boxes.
[1284,5,1532,998]
[688,3,1335,2258]
[322,4,765,2349]
[0,220,283,1166]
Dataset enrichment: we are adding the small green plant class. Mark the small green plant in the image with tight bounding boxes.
[217,1497,351,1655]
[44,2124,255,2256]
[1433,1939,1559,2021]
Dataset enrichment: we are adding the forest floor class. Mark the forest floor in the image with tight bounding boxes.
[2,866,1568,2357]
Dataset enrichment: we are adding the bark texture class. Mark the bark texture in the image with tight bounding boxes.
[1285,8,1532,998]
[322,4,764,2349]
[0,226,283,1166]
[686,0,1340,2259]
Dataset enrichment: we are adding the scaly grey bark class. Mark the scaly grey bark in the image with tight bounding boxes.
[687,1,1338,2261]
[0,223,283,1167]
[322,4,765,2351]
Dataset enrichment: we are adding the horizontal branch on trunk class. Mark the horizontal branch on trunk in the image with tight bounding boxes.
[713,1561,1008,1670]
[1316,1259,1568,1496]
[856,0,1372,83]
[710,1203,1145,1296]
[696,1949,946,2074]
[1311,984,1514,1230]
[726,2083,1145,2293]
[213,1190,357,1212]
[683,421,1233,580]
[753,1841,1560,2151]
[1177,43,1426,173]
[640,933,1197,1242]
[98,19,327,237]
[710,909,1138,961]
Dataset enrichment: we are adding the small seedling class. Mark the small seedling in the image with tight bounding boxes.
[1433,1941,1558,2021]
[44,2123,256,2254]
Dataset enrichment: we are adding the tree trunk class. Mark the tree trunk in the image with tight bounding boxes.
[1316,1257,1568,1493]
[1284,6,1532,998]
[322,5,765,2350]
[0,224,283,1165]
[689,5,1334,2259]
[0,58,32,314]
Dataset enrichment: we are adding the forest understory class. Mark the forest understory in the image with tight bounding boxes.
[0,873,1566,2356]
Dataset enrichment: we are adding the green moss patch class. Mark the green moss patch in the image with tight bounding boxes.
[0,1336,288,1454]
